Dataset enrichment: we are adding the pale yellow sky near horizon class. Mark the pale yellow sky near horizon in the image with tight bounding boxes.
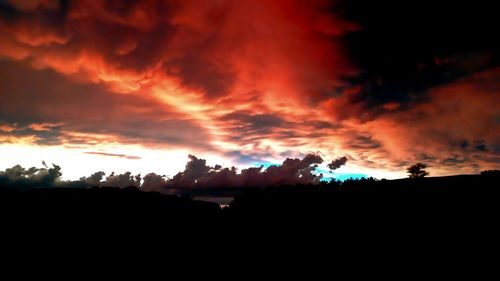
[0,143,406,181]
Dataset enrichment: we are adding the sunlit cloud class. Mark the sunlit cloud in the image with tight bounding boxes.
[0,0,498,180]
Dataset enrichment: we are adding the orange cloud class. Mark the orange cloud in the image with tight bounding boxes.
[354,68,500,174]
[0,0,498,177]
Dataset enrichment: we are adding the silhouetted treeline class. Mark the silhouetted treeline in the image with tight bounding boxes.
[2,172,499,262]
[2,172,499,223]
[0,186,222,236]
[228,174,500,218]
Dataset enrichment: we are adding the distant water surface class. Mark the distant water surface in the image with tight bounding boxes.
[193,196,233,208]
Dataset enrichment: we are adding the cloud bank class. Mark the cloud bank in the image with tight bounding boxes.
[0,0,498,176]
[0,153,329,191]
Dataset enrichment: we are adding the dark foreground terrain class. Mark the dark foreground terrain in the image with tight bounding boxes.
[1,173,499,270]
[2,173,499,228]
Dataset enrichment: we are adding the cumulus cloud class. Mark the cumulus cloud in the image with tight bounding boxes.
[79,171,106,186]
[0,153,328,191]
[103,172,141,188]
[77,171,143,188]
[141,173,166,192]
[0,163,62,188]
[166,153,324,189]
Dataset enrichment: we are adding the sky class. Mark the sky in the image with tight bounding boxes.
[0,0,499,181]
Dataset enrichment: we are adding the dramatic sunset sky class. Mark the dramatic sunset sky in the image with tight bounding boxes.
[0,0,499,181]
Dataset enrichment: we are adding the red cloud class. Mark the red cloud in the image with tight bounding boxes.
[353,68,500,174]
[1,0,498,176]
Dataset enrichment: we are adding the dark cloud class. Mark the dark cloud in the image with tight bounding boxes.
[0,0,498,176]
[77,170,142,188]
[0,0,174,70]
[460,141,469,150]
[103,171,141,188]
[163,52,236,97]
[217,111,343,149]
[475,142,488,152]
[182,154,212,182]
[0,121,64,145]
[166,153,324,189]
[66,1,176,73]
[220,111,289,135]
[328,156,348,171]
[345,135,381,150]
[79,171,106,186]
[442,156,468,166]
[0,153,323,191]
[306,120,339,130]
[0,163,62,188]
[419,154,437,161]
[141,172,166,192]
[0,59,212,149]
[338,0,500,113]
[84,152,141,160]
[1,0,351,99]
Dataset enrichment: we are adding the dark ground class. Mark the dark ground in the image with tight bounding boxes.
[2,173,498,229]
[1,173,499,268]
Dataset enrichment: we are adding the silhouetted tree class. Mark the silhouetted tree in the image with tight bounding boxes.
[407,163,429,178]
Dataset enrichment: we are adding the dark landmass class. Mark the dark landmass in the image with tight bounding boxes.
[228,174,500,230]
[0,186,222,226]
[2,172,499,265]
[2,173,499,226]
